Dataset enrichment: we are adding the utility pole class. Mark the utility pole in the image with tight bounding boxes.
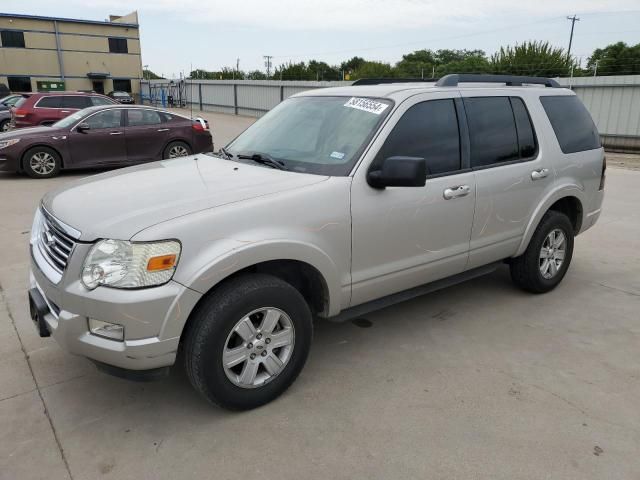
[593,60,598,77]
[566,15,580,62]
[236,57,240,78]
[263,55,273,77]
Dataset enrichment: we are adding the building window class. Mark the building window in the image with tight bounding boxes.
[8,76,31,92]
[108,37,128,54]
[113,79,132,92]
[1,30,26,48]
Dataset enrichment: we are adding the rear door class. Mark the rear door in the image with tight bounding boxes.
[33,96,62,125]
[124,108,169,163]
[67,109,126,167]
[462,93,553,269]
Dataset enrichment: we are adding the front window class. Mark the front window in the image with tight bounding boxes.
[227,96,393,175]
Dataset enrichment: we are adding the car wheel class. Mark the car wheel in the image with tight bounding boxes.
[510,210,574,293]
[183,274,313,410]
[23,147,62,179]
[0,119,10,132]
[163,141,191,159]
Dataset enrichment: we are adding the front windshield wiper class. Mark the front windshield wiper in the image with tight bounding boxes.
[236,152,287,170]
[218,146,234,159]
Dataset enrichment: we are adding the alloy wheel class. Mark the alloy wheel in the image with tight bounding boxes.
[168,145,189,158]
[29,152,56,175]
[222,307,295,389]
[539,228,566,279]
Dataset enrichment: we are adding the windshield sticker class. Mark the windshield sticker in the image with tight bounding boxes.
[344,97,389,115]
[330,151,345,160]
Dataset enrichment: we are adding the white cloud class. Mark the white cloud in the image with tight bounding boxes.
[72,0,640,31]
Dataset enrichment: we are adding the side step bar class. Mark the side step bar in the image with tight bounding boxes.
[328,262,502,323]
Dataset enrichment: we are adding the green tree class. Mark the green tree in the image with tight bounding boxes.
[351,61,395,79]
[246,70,268,80]
[490,41,576,77]
[273,62,312,80]
[435,56,491,76]
[142,69,163,80]
[340,56,366,76]
[587,42,640,76]
[395,49,436,77]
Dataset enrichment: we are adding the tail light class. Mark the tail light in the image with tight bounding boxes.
[14,108,27,118]
[192,118,209,132]
[599,156,606,191]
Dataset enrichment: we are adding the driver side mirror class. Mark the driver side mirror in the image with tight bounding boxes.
[77,123,91,133]
[367,156,427,189]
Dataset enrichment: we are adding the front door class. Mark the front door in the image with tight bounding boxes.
[350,93,476,307]
[92,81,104,94]
[461,93,554,269]
[68,109,126,167]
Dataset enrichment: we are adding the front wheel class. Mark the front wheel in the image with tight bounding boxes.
[510,210,574,293]
[183,274,313,410]
[0,119,10,132]
[163,141,191,159]
[23,146,62,179]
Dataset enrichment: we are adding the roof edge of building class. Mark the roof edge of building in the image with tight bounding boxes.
[0,12,139,28]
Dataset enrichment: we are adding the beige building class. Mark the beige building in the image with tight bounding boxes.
[0,11,142,97]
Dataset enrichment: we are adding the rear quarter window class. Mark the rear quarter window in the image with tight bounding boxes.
[37,96,62,108]
[540,95,600,154]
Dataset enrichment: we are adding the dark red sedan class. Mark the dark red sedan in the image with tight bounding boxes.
[0,105,213,178]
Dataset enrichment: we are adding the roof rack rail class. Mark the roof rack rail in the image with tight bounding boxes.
[435,74,560,88]
[352,78,437,86]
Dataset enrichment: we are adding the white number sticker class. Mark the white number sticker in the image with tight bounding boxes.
[344,97,389,115]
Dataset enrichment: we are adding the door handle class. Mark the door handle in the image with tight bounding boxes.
[531,168,550,180]
[157,128,170,132]
[443,185,471,200]
[109,131,122,135]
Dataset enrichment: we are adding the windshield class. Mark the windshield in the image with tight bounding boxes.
[53,111,84,128]
[227,96,393,175]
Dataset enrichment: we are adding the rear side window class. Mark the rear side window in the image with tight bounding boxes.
[37,96,62,108]
[464,97,519,168]
[90,96,114,106]
[540,96,600,153]
[379,99,461,175]
[127,109,162,126]
[62,96,90,109]
[511,98,537,158]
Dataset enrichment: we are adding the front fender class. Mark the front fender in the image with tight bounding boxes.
[180,239,343,316]
[514,183,586,257]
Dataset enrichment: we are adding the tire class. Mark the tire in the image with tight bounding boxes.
[510,210,574,293]
[0,119,10,132]
[23,146,62,179]
[163,141,191,159]
[183,274,313,410]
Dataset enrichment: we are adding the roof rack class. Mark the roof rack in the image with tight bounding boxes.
[435,74,560,88]
[352,78,437,86]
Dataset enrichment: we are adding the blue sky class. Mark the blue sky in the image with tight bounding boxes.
[2,1,639,77]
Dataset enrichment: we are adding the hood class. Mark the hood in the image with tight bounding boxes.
[43,155,328,241]
[0,125,62,139]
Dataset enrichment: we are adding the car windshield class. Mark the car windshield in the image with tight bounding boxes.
[226,96,393,175]
[53,111,85,128]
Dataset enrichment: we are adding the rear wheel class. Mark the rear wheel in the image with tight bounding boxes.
[23,146,62,179]
[163,141,191,159]
[510,210,574,293]
[183,274,313,410]
[0,119,10,132]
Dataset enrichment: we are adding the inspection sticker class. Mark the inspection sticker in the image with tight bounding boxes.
[344,97,389,115]
[330,151,345,160]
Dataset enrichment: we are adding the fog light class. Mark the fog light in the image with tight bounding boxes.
[88,318,124,341]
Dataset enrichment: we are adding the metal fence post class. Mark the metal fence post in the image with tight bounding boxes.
[198,83,203,111]
[233,84,238,115]
[280,85,284,102]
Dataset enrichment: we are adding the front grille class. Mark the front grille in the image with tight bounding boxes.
[36,210,77,274]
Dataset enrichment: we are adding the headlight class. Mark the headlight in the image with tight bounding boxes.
[81,239,181,290]
[0,139,19,150]
[30,208,44,246]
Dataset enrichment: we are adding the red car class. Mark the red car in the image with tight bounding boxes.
[11,91,117,128]
[0,105,213,178]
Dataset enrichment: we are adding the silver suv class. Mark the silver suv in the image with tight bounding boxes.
[28,74,605,410]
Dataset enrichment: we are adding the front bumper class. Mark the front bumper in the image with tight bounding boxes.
[29,246,201,371]
[0,152,20,172]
